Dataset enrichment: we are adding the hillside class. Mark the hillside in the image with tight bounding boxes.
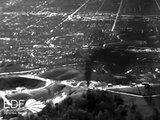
[0,68,159,120]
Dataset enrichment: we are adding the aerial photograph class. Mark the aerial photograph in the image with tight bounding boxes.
[0,0,160,119]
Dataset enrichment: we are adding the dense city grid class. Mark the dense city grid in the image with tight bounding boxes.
[0,0,160,77]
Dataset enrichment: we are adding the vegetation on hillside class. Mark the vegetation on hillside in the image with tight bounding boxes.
[2,89,159,120]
